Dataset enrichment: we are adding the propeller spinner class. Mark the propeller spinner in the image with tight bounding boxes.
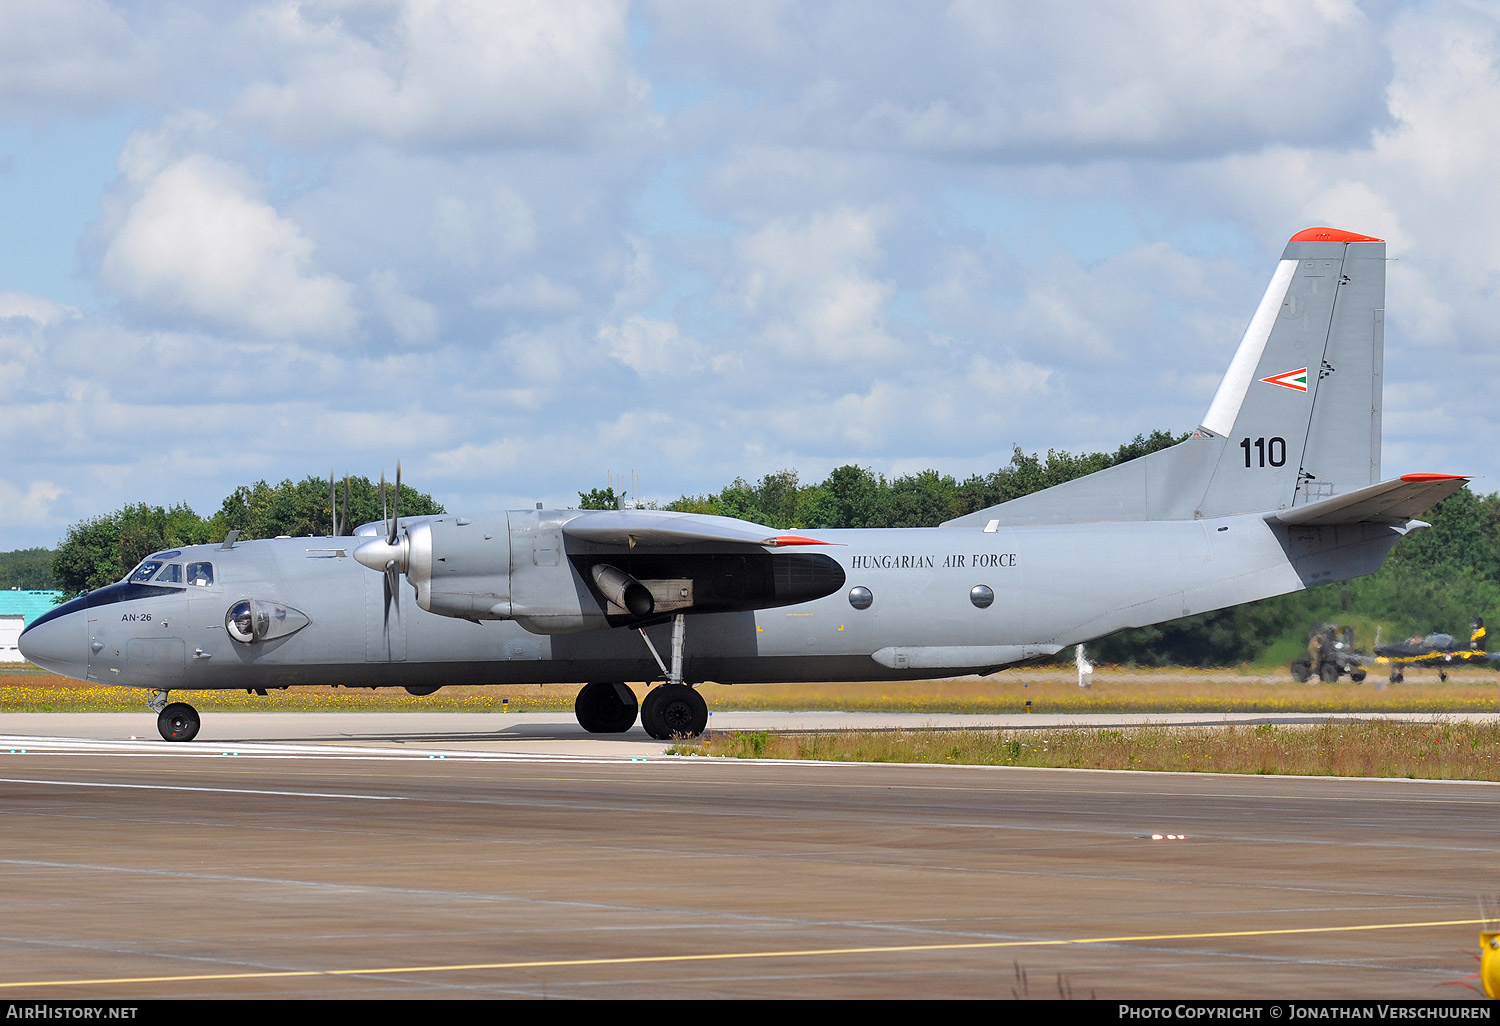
[353,465,409,628]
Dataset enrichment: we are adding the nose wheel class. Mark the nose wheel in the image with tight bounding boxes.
[150,691,201,742]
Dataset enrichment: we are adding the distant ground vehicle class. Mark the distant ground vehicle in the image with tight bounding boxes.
[1290,624,1368,683]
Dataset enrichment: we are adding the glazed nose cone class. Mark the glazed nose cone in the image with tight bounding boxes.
[18,611,88,679]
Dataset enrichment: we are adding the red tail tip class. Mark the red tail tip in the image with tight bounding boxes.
[1289,227,1384,243]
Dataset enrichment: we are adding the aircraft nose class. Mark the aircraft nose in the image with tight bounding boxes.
[18,611,88,679]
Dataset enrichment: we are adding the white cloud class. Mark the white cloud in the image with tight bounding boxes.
[731,207,899,363]
[645,0,1385,159]
[368,269,439,347]
[598,314,700,377]
[99,152,357,338]
[432,189,537,269]
[474,275,583,315]
[0,0,151,117]
[0,479,64,530]
[0,291,76,326]
[237,0,651,147]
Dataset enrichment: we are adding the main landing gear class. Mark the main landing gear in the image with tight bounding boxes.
[148,689,200,742]
[573,680,708,739]
[572,613,713,740]
[575,681,640,733]
[640,684,708,740]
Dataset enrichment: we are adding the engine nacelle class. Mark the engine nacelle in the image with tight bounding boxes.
[405,511,612,634]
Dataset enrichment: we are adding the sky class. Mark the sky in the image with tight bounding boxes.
[3,0,1499,550]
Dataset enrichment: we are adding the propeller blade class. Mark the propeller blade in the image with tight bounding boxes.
[379,470,388,534]
[341,476,350,538]
[329,471,337,538]
[383,559,400,626]
[388,461,402,546]
[382,574,392,629]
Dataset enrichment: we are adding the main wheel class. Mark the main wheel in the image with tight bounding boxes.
[157,702,200,742]
[1290,661,1311,683]
[640,685,708,740]
[574,681,639,733]
[1318,662,1340,683]
[1350,669,1367,683]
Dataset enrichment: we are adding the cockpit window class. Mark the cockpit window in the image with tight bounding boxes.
[129,560,164,583]
[155,563,183,584]
[187,562,214,587]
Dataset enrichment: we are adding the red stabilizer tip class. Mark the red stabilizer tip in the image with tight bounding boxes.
[1289,227,1384,243]
[1400,473,1468,482]
[766,535,835,546]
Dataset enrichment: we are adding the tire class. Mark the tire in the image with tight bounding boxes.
[157,702,200,743]
[1318,663,1340,683]
[1350,669,1367,683]
[640,685,708,740]
[1290,661,1311,683]
[574,681,639,734]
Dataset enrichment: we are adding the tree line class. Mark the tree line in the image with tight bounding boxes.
[27,475,444,596]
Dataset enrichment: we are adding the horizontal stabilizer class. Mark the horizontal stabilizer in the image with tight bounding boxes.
[1270,474,1467,527]
[563,509,833,549]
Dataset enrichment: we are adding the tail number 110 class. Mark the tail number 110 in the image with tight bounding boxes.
[1241,436,1286,468]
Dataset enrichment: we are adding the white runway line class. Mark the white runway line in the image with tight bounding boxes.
[0,733,660,764]
[0,776,408,800]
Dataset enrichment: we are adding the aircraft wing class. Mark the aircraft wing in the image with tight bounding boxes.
[561,509,834,548]
[1271,474,1468,527]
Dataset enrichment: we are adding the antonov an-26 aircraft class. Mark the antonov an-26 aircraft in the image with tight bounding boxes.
[21,228,1467,742]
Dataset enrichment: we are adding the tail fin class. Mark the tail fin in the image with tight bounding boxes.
[943,228,1386,527]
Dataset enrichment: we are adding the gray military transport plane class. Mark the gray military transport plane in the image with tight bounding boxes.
[21,227,1468,742]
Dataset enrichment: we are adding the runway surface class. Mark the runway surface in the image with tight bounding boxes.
[1,712,1497,999]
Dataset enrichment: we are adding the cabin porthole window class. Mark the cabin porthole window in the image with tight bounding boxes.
[970,585,995,609]
[848,586,873,610]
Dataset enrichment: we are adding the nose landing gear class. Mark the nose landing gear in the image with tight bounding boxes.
[148,689,200,742]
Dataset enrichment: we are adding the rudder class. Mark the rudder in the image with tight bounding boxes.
[1196,227,1385,516]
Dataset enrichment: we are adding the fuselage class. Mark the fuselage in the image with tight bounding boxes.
[20,509,1406,692]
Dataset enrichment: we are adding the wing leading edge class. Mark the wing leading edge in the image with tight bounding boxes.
[561,509,835,549]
